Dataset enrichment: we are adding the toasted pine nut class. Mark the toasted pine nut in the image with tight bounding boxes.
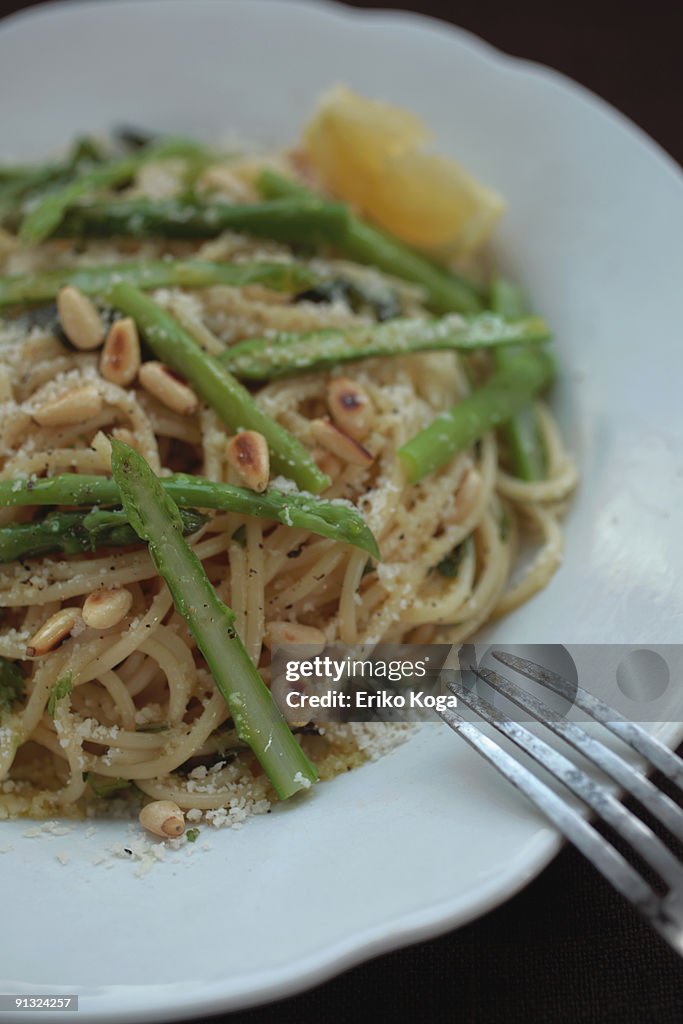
[32,384,102,427]
[139,800,185,839]
[327,378,374,441]
[57,286,105,351]
[265,621,327,652]
[82,587,133,630]
[225,430,270,492]
[26,608,82,657]
[100,318,141,386]
[310,418,374,467]
[138,362,198,416]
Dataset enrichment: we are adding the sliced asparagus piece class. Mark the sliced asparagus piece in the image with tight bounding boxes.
[398,350,555,483]
[0,259,316,309]
[111,439,318,799]
[220,312,550,380]
[0,474,379,559]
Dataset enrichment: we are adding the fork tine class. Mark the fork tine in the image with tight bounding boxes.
[448,677,683,889]
[474,664,683,843]
[437,705,664,925]
[491,651,683,785]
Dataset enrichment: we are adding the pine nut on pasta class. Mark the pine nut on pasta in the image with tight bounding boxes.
[32,384,102,427]
[82,588,133,629]
[100,318,141,386]
[138,361,198,415]
[57,286,105,351]
[225,430,270,492]
[26,608,82,656]
[326,378,374,441]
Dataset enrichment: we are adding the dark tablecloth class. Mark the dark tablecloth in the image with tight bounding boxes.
[1,1,682,1020]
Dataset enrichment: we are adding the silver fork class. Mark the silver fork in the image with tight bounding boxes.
[436,650,683,954]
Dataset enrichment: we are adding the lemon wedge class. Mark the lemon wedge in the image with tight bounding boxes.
[303,85,505,256]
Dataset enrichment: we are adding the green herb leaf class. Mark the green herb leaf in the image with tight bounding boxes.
[186,828,200,843]
[0,658,24,716]
[436,540,471,579]
[86,773,131,798]
[47,672,73,717]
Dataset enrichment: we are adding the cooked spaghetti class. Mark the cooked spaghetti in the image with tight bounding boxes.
[0,103,577,823]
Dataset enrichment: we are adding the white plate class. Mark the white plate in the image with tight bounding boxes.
[1,0,683,1019]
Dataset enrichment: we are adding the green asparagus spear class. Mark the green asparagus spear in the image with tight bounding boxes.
[0,136,104,183]
[56,196,350,247]
[398,350,555,483]
[257,169,484,316]
[490,277,547,481]
[111,439,318,799]
[0,474,379,558]
[0,136,104,222]
[109,283,329,493]
[0,167,64,215]
[220,312,550,380]
[0,507,207,563]
[0,258,316,308]
[19,138,211,244]
[67,137,107,165]
[54,182,483,314]
[0,166,33,183]
[488,278,525,323]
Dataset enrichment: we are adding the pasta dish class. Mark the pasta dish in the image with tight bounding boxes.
[0,88,577,832]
